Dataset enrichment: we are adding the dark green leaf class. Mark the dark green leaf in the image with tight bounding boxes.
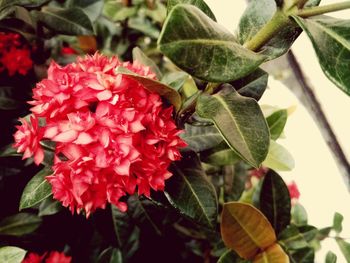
[165,152,218,228]
[293,16,350,96]
[217,249,249,263]
[67,0,103,22]
[38,196,62,216]
[132,47,162,80]
[262,140,295,171]
[333,212,344,234]
[266,109,288,140]
[336,238,350,263]
[0,213,41,236]
[0,6,15,20]
[19,168,52,210]
[232,68,268,101]
[158,4,266,82]
[292,203,308,226]
[289,247,315,263]
[181,124,222,152]
[260,170,291,235]
[97,247,123,263]
[325,251,337,263]
[223,162,248,202]
[298,225,318,242]
[318,227,332,240]
[201,142,241,166]
[196,85,270,167]
[167,0,216,21]
[161,71,189,91]
[111,205,134,248]
[128,17,159,38]
[0,246,26,263]
[279,225,309,250]
[0,144,21,157]
[115,67,181,111]
[0,0,49,8]
[31,7,94,35]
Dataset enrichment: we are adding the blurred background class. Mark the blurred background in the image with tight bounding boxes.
[205,0,350,261]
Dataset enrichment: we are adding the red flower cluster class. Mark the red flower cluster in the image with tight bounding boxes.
[22,251,71,263]
[287,181,300,200]
[0,32,32,76]
[13,53,186,216]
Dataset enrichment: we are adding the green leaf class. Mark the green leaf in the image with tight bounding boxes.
[158,4,266,82]
[115,67,181,111]
[325,251,337,263]
[165,152,218,228]
[223,162,248,202]
[336,238,350,263]
[253,243,289,263]
[293,16,350,96]
[166,0,216,21]
[232,68,268,101]
[202,142,241,166]
[0,213,41,236]
[292,203,308,226]
[38,196,62,216]
[266,109,288,140]
[19,168,52,210]
[97,247,123,263]
[132,47,162,80]
[67,0,103,22]
[333,212,344,234]
[262,140,295,171]
[217,249,249,263]
[0,144,21,157]
[181,124,223,152]
[161,71,189,91]
[31,7,94,35]
[289,247,315,263]
[0,246,26,263]
[111,205,134,248]
[0,0,49,9]
[196,85,270,167]
[279,225,309,250]
[260,170,291,235]
[298,225,318,242]
[128,17,159,39]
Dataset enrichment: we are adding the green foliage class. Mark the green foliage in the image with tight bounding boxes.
[333,212,344,234]
[158,4,265,82]
[266,109,288,140]
[19,168,52,210]
[166,0,216,21]
[38,196,62,217]
[0,246,27,263]
[293,15,350,96]
[0,213,41,236]
[196,85,270,167]
[262,140,295,171]
[292,203,308,226]
[325,251,337,263]
[336,238,350,263]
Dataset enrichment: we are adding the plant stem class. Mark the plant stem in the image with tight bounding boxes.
[263,52,350,191]
[298,1,350,17]
[243,11,289,51]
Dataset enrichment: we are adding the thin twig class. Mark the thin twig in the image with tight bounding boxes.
[264,51,350,191]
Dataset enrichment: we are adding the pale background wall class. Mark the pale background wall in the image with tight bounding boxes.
[204,1,350,262]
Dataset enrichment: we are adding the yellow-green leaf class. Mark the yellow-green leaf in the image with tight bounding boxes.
[253,243,289,263]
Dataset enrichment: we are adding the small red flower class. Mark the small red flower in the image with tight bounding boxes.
[14,53,186,216]
[288,181,300,200]
[22,251,71,263]
[61,46,77,55]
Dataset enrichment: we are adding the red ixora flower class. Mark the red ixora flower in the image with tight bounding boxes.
[0,32,32,76]
[13,53,186,216]
[287,181,300,200]
[22,251,71,263]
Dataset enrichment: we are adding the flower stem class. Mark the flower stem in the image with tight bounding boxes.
[243,10,290,52]
[297,1,350,17]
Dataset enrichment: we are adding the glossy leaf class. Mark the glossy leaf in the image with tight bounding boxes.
[223,163,248,202]
[166,152,218,228]
[238,0,320,59]
[253,243,289,263]
[0,213,41,236]
[161,71,189,92]
[333,212,344,234]
[336,238,350,262]
[167,0,216,21]
[38,197,62,217]
[293,15,350,96]
[31,7,94,35]
[181,124,223,152]
[221,202,276,259]
[233,68,268,101]
[291,203,308,226]
[289,247,315,263]
[202,143,241,166]
[279,225,309,250]
[158,4,266,82]
[196,86,270,167]
[0,246,26,263]
[266,109,288,140]
[132,47,162,80]
[115,67,181,111]
[263,140,295,171]
[325,251,337,263]
[19,168,52,210]
[67,0,103,22]
[260,170,291,235]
